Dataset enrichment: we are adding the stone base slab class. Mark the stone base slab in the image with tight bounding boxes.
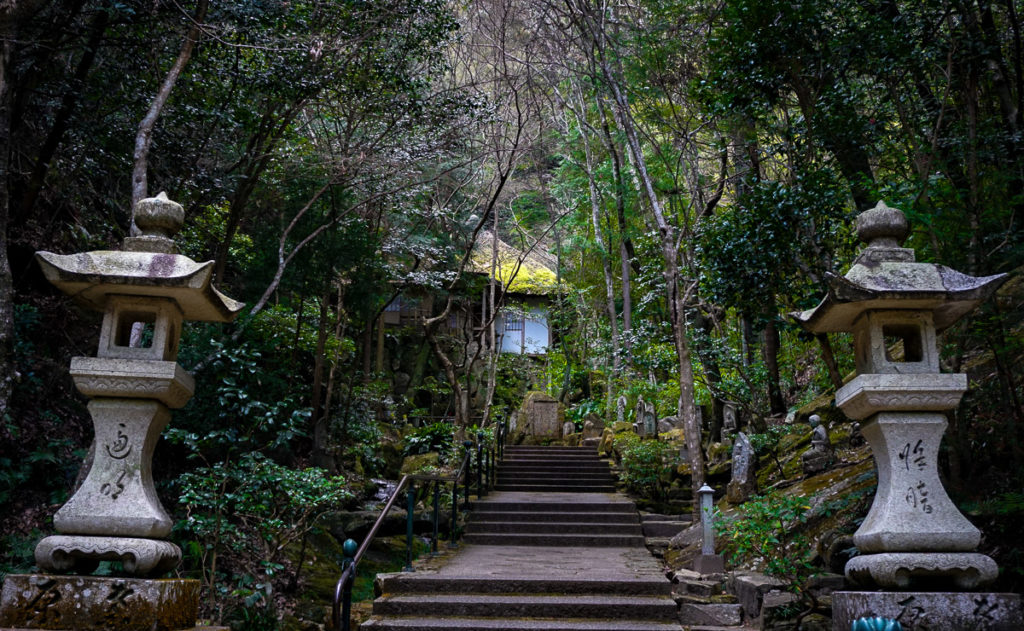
[832,590,1022,631]
[846,551,998,590]
[692,554,725,575]
[35,535,180,577]
[0,575,198,631]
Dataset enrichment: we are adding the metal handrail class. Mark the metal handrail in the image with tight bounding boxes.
[331,445,477,631]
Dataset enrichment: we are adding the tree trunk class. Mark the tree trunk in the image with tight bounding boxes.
[0,26,14,426]
[587,20,706,511]
[815,333,844,390]
[0,0,49,423]
[131,0,208,215]
[311,292,334,470]
[762,316,786,417]
[19,5,107,220]
[482,204,500,424]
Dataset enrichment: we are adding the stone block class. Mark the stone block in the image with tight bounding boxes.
[678,603,743,626]
[693,554,725,575]
[675,578,720,598]
[832,590,1023,631]
[0,574,198,631]
[729,571,785,620]
[805,572,845,598]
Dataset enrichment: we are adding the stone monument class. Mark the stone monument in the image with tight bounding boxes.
[616,395,627,425]
[801,414,834,475]
[725,432,757,504]
[0,193,243,631]
[793,201,1021,629]
[520,391,562,439]
[641,401,657,438]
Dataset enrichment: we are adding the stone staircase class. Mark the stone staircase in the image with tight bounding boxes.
[362,445,680,631]
[495,445,617,492]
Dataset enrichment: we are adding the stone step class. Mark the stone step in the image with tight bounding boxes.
[497,463,610,473]
[504,446,597,453]
[468,510,638,524]
[361,617,683,631]
[461,533,646,547]
[465,521,643,535]
[505,452,606,458]
[493,485,618,495]
[372,594,677,620]
[497,473,616,482]
[494,483,618,493]
[377,575,672,596]
[501,456,606,464]
[472,500,636,513]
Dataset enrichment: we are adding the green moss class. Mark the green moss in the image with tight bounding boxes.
[469,239,559,295]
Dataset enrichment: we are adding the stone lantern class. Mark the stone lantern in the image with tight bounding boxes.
[0,193,242,631]
[794,202,1021,628]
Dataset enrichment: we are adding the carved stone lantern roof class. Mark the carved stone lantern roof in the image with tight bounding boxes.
[792,201,1006,334]
[35,193,244,322]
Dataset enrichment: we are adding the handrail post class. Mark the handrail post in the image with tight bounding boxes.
[336,538,357,631]
[404,482,415,572]
[449,477,459,548]
[462,441,473,509]
[476,432,484,498]
[489,448,496,490]
[431,479,440,555]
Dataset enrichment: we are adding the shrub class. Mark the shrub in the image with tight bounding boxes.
[616,433,678,499]
[174,453,351,624]
[715,490,813,578]
[403,421,455,458]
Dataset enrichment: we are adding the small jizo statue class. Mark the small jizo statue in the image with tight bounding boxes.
[801,414,835,475]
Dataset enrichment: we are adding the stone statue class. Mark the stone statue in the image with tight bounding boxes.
[616,395,627,424]
[801,414,834,475]
[726,432,757,504]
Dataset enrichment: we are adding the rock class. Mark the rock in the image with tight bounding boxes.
[678,603,743,627]
[658,418,674,433]
[562,420,576,438]
[673,577,720,598]
[729,571,786,620]
[598,427,614,455]
[817,530,856,575]
[400,452,439,475]
[805,572,846,598]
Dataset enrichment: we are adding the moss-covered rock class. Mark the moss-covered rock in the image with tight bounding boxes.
[400,452,439,475]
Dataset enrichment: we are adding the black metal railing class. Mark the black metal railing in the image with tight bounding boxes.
[332,442,480,631]
[331,421,508,631]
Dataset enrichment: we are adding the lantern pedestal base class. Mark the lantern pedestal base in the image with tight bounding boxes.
[34,535,181,578]
[831,590,1022,631]
[845,551,997,590]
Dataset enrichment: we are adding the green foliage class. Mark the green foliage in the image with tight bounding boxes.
[174,452,351,623]
[716,490,814,580]
[567,399,603,426]
[404,421,455,458]
[615,433,678,499]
